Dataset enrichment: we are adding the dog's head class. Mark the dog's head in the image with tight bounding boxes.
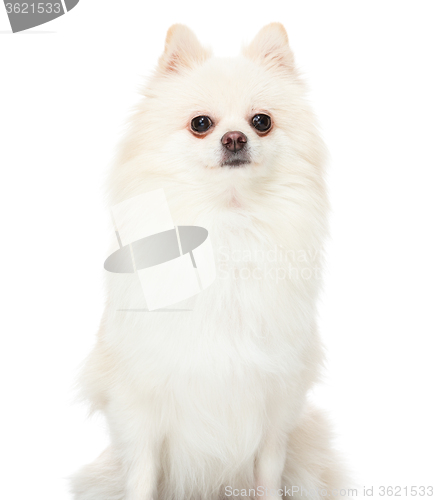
[111,24,326,221]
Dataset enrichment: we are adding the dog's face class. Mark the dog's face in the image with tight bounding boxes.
[154,53,289,175]
[113,24,325,216]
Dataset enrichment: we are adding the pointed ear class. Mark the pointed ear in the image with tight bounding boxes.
[243,23,295,72]
[158,24,211,74]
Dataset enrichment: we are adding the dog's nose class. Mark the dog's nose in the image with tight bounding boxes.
[221,131,247,152]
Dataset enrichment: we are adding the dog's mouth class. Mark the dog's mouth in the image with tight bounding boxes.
[221,159,250,168]
[220,146,251,168]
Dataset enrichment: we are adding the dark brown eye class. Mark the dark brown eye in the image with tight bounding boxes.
[191,116,213,134]
[252,114,272,133]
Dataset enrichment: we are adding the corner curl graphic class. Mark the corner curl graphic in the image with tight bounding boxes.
[4,0,80,33]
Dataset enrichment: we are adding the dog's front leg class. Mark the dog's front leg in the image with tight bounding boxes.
[255,431,287,500]
[108,398,161,500]
[125,439,159,500]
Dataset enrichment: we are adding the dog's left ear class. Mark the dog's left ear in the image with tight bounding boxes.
[158,24,211,74]
[243,23,295,72]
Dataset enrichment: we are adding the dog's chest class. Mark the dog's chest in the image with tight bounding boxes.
[112,223,315,392]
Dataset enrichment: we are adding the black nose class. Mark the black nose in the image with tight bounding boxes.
[221,131,247,152]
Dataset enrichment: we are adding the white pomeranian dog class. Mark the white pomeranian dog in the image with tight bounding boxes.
[70,23,349,500]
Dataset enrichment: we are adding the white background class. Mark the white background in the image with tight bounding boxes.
[1,1,434,499]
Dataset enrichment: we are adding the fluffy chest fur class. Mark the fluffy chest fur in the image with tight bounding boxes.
[97,215,323,495]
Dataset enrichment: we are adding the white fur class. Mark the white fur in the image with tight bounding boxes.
[70,23,349,500]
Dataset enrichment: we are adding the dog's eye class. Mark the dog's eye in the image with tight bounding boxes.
[251,114,272,133]
[191,116,213,134]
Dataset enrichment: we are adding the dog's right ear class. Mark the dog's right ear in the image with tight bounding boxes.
[158,25,211,74]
